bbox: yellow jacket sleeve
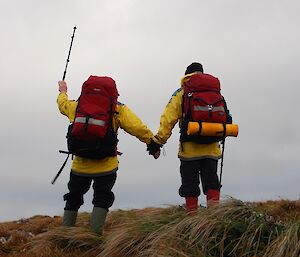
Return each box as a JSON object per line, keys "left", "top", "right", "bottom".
{"left": 117, "top": 103, "right": 154, "bottom": 145}
{"left": 57, "top": 92, "right": 77, "bottom": 122}
{"left": 155, "top": 89, "right": 183, "bottom": 145}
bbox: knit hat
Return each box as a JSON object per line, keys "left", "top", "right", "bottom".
{"left": 185, "top": 62, "right": 203, "bottom": 75}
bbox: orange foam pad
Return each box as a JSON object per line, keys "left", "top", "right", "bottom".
{"left": 187, "top": 122, "right": 239, "bottom": 137}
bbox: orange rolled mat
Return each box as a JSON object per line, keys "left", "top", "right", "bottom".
{"left": 187, "top": 122, "right": 239, "bottom": 137}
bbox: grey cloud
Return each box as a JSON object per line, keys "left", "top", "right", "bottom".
{"left": 1, "top": 0, "right": 299, "bottom": 221}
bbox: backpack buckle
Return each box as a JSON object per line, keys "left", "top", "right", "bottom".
{"left": 208, "top": 105, "right": 213, "bottom": 111}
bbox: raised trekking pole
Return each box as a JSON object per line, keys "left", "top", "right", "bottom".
{"left": 62, "top": 26, "right": 77, "bottom": 81}
{"left": 52, "top": 27, "right": 77, "bottom": 185}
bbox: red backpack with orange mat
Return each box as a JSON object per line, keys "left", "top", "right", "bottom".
{"left": 180, "top": 73, "right": 232, "bottom": 144}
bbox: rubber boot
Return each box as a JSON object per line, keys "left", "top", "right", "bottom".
{"left": 185, "top": 197, "right": 198, "bottom": 213}
{"left": 90, "top": 207, "right": 108, "bottom": 235}
{"left": 206, "top": 189, "right": 220, "bottom": 208}
{"left": 63, "top": 210, "right": 78, "bottom": 226}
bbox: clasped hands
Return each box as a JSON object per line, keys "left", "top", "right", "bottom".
{"left": 147, "top": 139, "right": 162, "bottom": 159}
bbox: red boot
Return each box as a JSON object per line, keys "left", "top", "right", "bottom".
{"left": 185, "top": 197, "right": 198, "bottom": 213}
{"left": 206, "top": 189, "right": 220, "bottom": 208}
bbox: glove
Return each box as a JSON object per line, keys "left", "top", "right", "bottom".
{"left": 147, "top": 139, "right": 162, "bottom": 159}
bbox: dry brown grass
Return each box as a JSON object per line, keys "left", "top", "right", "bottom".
{"left": 0, "top": 215, "right": 61, "bottom": 256}
{"left": 252, "top": 199, "right": 300, "bottom": 221}
{"left": 0, "top": 199, "right": 299, "bottom": 257}
{"left": 262, "top": 221, "right": 300, "bottom": 257}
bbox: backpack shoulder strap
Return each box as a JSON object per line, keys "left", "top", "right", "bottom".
{"left": 222, "top": 97, "right": 232, "bottom": 124}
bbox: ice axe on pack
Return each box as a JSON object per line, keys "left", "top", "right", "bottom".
{"left": 52, "top": 27, "right": 77, "bottom": 185}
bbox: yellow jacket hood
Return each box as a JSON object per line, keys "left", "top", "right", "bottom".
{"left": 180, "top": 72, "right": 201, "bottom": 87}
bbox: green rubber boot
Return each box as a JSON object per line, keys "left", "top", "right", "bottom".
{"left": 62, "top": 210, "right": 78, "bottom": 226}
{"left": 90, "top": 207, "right": 108, "bottom": 235}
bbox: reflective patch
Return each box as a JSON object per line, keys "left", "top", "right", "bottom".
{"left": 75, "top": 117, "right": 105, "bottom": 126}
{"left": 194, "top": 106, "right": 225, "bottom": 112}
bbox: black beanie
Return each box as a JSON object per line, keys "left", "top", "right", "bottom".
{"left": 185, "top": 62, "right": 203, "bottom": 75}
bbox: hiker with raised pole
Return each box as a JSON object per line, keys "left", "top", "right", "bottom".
{"left": 57, "top": 76, "right": 160, "bottom": 235}
{"left": 150, "top": 62, "right": 238, "bottom": 212}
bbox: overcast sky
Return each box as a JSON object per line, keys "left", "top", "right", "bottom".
{"left": 1, "top": 0, "right": 299, "bottom": 222}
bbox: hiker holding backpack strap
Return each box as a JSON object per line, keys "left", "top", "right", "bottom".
{"left": 57, "top": 76, "right": 159, "bottom": 235}
{"left": 152, "top": 63, "right": 233, "bottom": 212}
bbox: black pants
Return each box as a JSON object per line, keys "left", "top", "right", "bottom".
{"left": 179, "top": 158, "right": 221, "bottom": 197}
{"left": 64, "top": 172, "right": 117, "bottom": 211}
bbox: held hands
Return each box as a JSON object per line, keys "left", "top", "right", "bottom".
{"left": 147, "top": 139, "right": 162, "bottom": 159}
{"left": 154, "top": 151, "right": 161, "bottom": 159}
{"left": 58, "top": 80, "right": 68, "bottom": 93}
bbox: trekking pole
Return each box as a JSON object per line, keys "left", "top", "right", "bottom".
{"left": 219, "top": 139, "right": 226, "bottom": 186}
{"left": 51, "top": 151, "right": 70, "bottom": 185}
{"left": 62, "top": 26, "right": 77, "bottom": 81}
{"left": 51, "top": 27, "right": 77, "bottom": 185}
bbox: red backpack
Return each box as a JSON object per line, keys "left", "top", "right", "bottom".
{"left": 67, "top": 76, "right": 119, "bottom": 159}
{"left": 181, "top": 73, "right": 232, "bottom": 143}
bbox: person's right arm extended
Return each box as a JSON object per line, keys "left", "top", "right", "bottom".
{"left": 57, "top": 81, "right": 77, "bottom": 122}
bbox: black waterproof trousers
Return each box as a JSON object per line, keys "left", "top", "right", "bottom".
{"left": 179, "top": 158, "right": 221, "bottom": 197}
{"left": 64, "top": 171, "right": 117, "bottom": 211}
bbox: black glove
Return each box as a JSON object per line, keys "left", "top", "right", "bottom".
{"left": 147, "top": 139, "right": 162, "bottom": 158}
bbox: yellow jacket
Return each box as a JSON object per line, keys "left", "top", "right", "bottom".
{"left": 154, "top": 73, "right": 221, "bottom": 160}
{"left": 57, "top": 92, "right": 154, "bottom": 175}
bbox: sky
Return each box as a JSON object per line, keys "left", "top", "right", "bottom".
{"left": 1, "top": 0, "right": 299, "bottom": 222}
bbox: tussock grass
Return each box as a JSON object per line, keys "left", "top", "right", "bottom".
{"left": 139, "top": 200, "right": 284, "bottom": 257}
{"left": 99, "top": 206, "right": 187, "bottom": 257}
{"left": 0, "top": 215, "right": 61, "bottom": 257}
{"left": 26, "top": 227, "right": 103, "bottom": 257}
{"left": 263, "top": 220, "right": 300, "bottom": 257}
{"left": 1, "top": 199, "right": 299, "bottom": 257}
{"left": 98, "top": 200, "right": 298, "bottom": 257}
{"left": 252, "top": 199, "right": 300, "bottom": 221}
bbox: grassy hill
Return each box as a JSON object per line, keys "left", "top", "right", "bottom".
{"left": 0, "top": 199, "right": 299, "bottom": 257}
